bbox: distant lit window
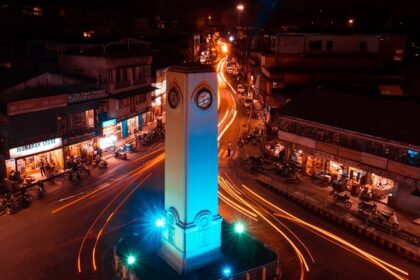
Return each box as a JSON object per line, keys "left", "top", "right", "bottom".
{"left": 395, "top": 49, "right": 404, "bottom": 54}
{"left": 83, "top": 31, "right": 95, "bottom": 38}
{"left": 33, "top": 6, "right": 42, "bottom": 16}
{"left": 308, "top": 40, "right": 322, "bottom": 50}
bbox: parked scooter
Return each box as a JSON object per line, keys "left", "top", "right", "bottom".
{"left": 375, "top": 211, "right": 399, "bottom": 229}
{"left": 333, "top": 191, "right": 352, "bottom": 209}
{"left": 78, "top": 163, "right": 91, "bottom": 175}
{"left": 358, "top": 201, "right": 378, "bottom": 216}
{"left": 1, "top": 190, "right": 31, "bottom": 215}
{"left": 93, "top": 155, "right": 108, "bottom": 168}
{"left": 35, "top": 182, "right": 45, "bottom": 199}
{"left": 114, "top": 147, "right": 128, "bottom": 160}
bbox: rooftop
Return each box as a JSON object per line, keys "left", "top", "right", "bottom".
{"left": 279, "top": 89, "right": 420, "bottom": 146}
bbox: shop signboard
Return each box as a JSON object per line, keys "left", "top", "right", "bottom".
{"left": 68, "top": 89, "right": 107, "bottom": 103}
{"left": 102, "top": 119, "right": 117, "bottom": 128}
{"left": 9, "top": 137, "right": 62, "bottom": 159}
{"left": 7, "top": 95, "right": 67, "bottom": 116}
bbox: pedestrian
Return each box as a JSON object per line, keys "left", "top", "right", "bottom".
{"left": 39, "top": 159, "right": 46, "bottom": 177}
{"left": 227, "top": 141, "right": 232, "bottom": 157}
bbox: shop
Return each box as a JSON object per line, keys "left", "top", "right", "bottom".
{"left": 290, "top": 149, "right": 304, "bottom": 167}
{"left": 127, "top": 116, "right": 139, "bottom": 136}
{"left": 366, "top": 173, "right": 395, "bottom": 203}
{"left": 326, "top": 160, "right": 346, "bottom": 180}
{"left": 305, "top": 155, "right": 323, "bottom": 176}
{"left": 64, "top": 138, "right": 98, "bottom": 165}
{"left": 6, "top": 137, "right": 64, "bottom": 181}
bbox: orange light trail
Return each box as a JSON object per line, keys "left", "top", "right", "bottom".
{"left": 53, "top": 147, "right": 164, "bottom": 214}
{"left": 77, "top": 153, "right": 164, "bottom": 273}
{"left": 242, "top": 185, "right": 409, "bottom": 280}
{"left": 77, "top": 169, "right": 144, "bottom": 273}
{"left": 218, "top": 175, "right": 309, "bottom": 279}
{"left": 92, "top": 172, "right": 154, "bottom": 271}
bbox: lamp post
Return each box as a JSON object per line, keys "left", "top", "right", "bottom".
{"left": 236, "top": 4, "right": 244, "bottom": 27}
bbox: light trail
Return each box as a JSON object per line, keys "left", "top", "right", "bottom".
{"left": 242, "top": 185, "right": 409, "bottom": 280}
{"left": 77, "top": 153, "right": 164, "bottom": 273}
{"left": 52, "top": 147, "right": 164, "bottom": 214}
{"left": 218, "top": 110, "right": 230, "bottom": 128}
{"left": 52, "top": 183, "right": 111, "bottom": 214}
{"left": 218, "top": 175, "right": 309, "bottom": 280}
{"left": 218, "top": 191, "right": 258, "bottom": 221}
{"left": 220, "top": 173, "right": 315, "bottom": 265}
{"left": 91, "top": 154, "right": 164, "bottom": 271}
{"left": 92, "top": 172, "right": 154, "bottom": 271}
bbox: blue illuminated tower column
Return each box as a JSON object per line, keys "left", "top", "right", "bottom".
{"left": 160, "top": 64, "right": 222, "bottom": 274}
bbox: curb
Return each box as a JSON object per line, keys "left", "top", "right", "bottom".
{"left": 256, "top": 179, "right": 420, "bottom": 264}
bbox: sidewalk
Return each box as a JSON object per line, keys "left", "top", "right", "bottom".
{"left": 231, "top": 123, "right": 420, "bottom": 263}
{"left": 251, "top": 167, "right": 420, "bottom": 263}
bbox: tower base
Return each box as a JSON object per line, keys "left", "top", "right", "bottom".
{"left": 159, "top": 241, "right": 222, "bottom": 275}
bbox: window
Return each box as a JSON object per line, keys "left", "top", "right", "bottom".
{"left": 360, "top": 41, "right": 367, "bottom": 51}
{"left": 308, "top": 40, "right": 322, "bottom": 50}
{"left": 118, "top": 98, "right": 130, "bottom": 109}
{"left": 85, "top": 110, "right": 94, "bottom": 128}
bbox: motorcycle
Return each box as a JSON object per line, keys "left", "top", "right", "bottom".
{"left": 358, "top": 201, "right": 378, "bottom": 216}
{"left": 93, "top": 157, "right": 108, "bottom": 168}
{"left": 375, "top": 211, "right": 399, "bottom": 229}
{"left": 78, "top": 163, "right": 91, "bottom": 175}
{"left": 35, "top": 182, "right": 45, "bottom": 199}
{"left": 283, "top": 173, "right": 301, "bottom": 184}
{"left": 333, "top": 191, "right": 352, "bottom": 209}
{"left": 0, "top": 195, "right": 14, "bottom": 215}
{"left": 1, "top": 190, "right": 31, "bottom": 215}
{"left": 114, "top": 147, "right": 128, "bottom": 160}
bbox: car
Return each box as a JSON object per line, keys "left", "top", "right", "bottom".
{"left": 226, "top": 66, "right": 234, "bottom": 74}
{"left": 237, "top": 84, "right": 245, "bottom": 93}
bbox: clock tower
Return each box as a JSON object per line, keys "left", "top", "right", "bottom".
{"left": 160, "top": 64, "right": 222, "bottom": 274}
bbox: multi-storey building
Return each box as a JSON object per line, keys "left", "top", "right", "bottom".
{"left": 0, "top": 43, "right": 154, "bottom": 181}
{"left": 272, "top": 89, "right": 420, "bottom": 214}
{"left": 58, "top": 47, "right": 154, "bottom": 155}
{"left": 0, "top": 71, "right": 107, "bottom": 181}
{"left": 248, "top": 33, "right": 406, "bottom": 109}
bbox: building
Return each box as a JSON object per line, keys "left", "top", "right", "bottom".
{"left": 0, "top": 71, "right": 108, "bottom": 181}
{"left": 58, "top": 45, "right": 154, "bottom": 154}
{"left": 248, "top": 33, "right": 406, "bottom": 109}
{"left": 271, "top": 89, "right": 420, "bottom": 215}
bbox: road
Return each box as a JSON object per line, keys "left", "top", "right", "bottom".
{"left": 0, "top": 57, "right": 418, "bottom": 280}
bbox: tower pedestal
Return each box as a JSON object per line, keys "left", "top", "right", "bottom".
{"left": 159, "top": 213, "right": 222, "bottom": 274}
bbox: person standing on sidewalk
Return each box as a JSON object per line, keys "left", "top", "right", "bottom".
{"left": 39, "top": 159, "right": 46, "bottom": 177}
{"left": 227, "top": 141, "right": 232, "bottom": 157}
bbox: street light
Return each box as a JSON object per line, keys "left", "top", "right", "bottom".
{"left": 236, "top": 4, "right": 244, "bottom": 27}
{"left": 222, "top": 266, "right": 232, "bottom": 277}
{"left": 126, "top": 254, "right": 137, "bottom": 266}
{"left": 155, "top": 217, "right": 165, "bottom": 228}
{"left": 234, "top": 222, "right": 246, "bottom": 234}
{"left": 221, "top": 44, "right": 228, "bottom": 54}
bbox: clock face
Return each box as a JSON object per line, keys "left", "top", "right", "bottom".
{"left": 168, "top": 89, "right": 179, "bottom": 109}
{"left": 196, "top": 90, "right": 212, "bottom": 110}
